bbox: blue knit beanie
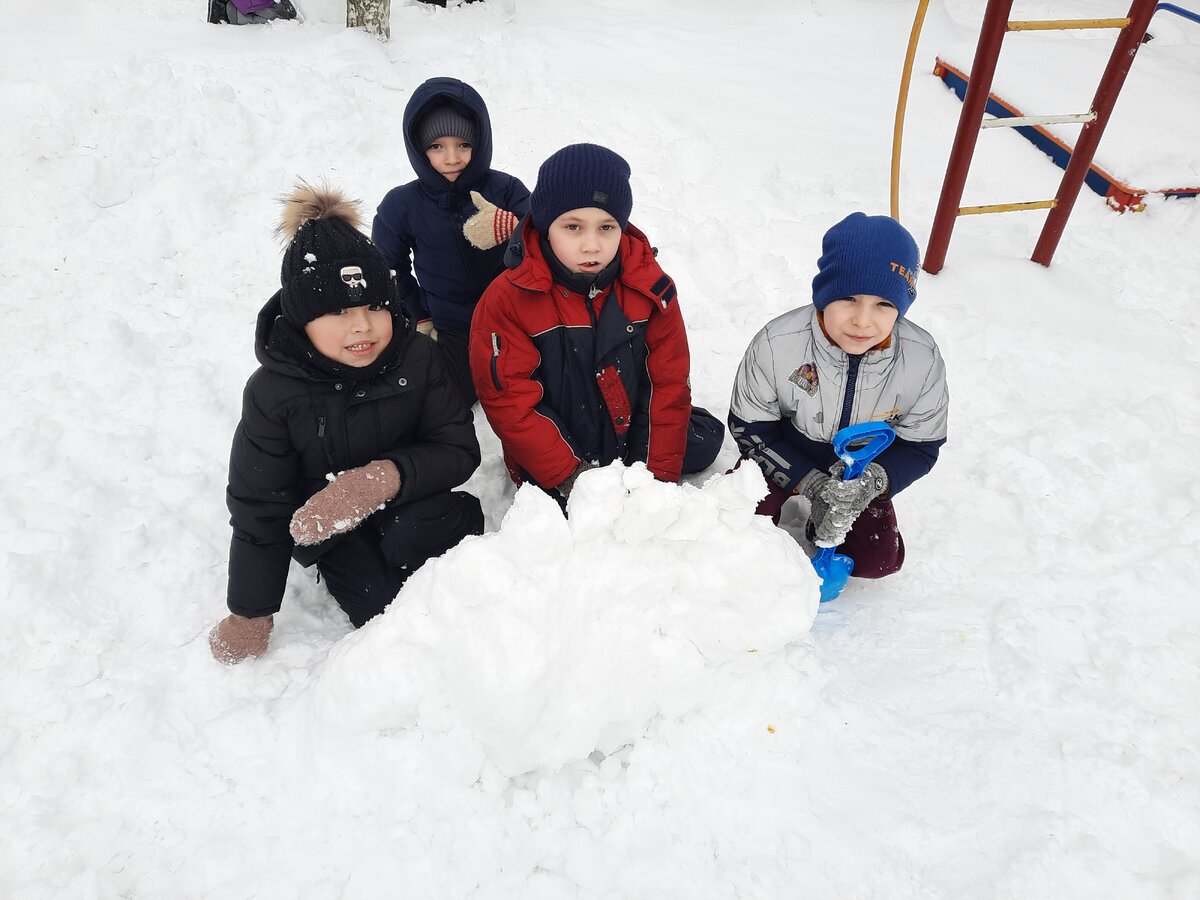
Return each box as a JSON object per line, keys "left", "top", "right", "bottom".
{"left": 811, "top": 213, "right": 920, "bottom": 317}
{"left": 530, "top": 143, "right": 633, "bottom": 231}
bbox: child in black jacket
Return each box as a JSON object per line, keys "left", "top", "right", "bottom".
{"left": 209, "top": 184, "right": 483, "bottom": 664}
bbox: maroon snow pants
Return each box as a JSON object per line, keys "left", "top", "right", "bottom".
{"left": 755, "top": 479, "right": 905, "bottom": 579}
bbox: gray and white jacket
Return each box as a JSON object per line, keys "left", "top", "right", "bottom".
{"left": 728, "top": 304, "right": 948, "bottom": 495}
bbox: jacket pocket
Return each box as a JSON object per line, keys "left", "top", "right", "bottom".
{"left": 489, "top": 332, "right": 503, "bottom": 391}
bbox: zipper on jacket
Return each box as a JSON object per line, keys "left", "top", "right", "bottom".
{"left": 490, "top": 332, "right": 503, "bottom": 391}
{"left": 838, "top": 355, "right": 863, "bottom": 431}
{"left": 317, "top": 414, "right": 337, "bottom": 471}
{"left": 452, "top": 186, "right": 474, "bottom": 272}
{"left": 583, "top": 289, "right": 601, "bottom": 329}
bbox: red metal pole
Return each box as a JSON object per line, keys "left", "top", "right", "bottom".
{"left": 1031, "top": 0, "right": 1158, "bottom": 266}
{"left": 923, "top": 0, "right": 1014, "bottom": 275}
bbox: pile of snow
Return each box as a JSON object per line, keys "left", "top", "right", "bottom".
{"left": 310, "top": 463, "right": 817, "bottom": 776}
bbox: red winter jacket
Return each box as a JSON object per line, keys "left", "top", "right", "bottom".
{"left": 469, "top": 221, "right": 693, "bottom": 488}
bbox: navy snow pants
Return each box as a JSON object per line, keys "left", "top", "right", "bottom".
{"left": 755, "top": 477, "right": 906, "bottom": 579}
{"left": 315, "top": 491, "right": 484, "bottom": 627}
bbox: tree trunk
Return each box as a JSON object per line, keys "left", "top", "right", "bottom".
{"left": 347, "top": 0, "right": 391, "bottom": 39}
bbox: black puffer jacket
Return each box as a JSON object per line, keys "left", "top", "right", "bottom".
{"left": 226, "top": 292, "right": 481, "bottom": 617}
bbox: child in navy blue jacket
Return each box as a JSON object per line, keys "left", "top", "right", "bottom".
{"left": 372, "top": 77, "right": 530, "bottom": 405}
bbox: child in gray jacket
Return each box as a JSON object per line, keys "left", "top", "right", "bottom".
{"left": 728, "top": 213, "right": 948, "bottom": 578}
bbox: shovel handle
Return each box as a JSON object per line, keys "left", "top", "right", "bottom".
{"left": 812, "top": 421, "right": 896, "bottom": 604}
{"left": 833, "top": 421, "right": 896, "bottom": 480}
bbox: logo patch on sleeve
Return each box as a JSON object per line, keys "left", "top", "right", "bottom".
{"left": 788, "top": 362, "right": 819, "bottom": 396}
{"left": 649, "top": 275, "right": 677, "bottom": 310}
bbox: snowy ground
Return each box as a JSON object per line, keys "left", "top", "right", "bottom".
{"left": 2, "top": 1, "right": 1198, "bottom": 897}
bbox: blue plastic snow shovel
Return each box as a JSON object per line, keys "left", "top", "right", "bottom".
{"left": 811, "top": 421, "right": 896, "bottom": 603}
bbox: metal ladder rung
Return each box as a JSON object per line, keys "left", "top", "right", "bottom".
{"left": 924, "top": 0, "right": 1158, "bottom": 273}
{"left": 981, "top": 111, "right": 1097, "bottom": 128}
{"left": 959, "top": 199, "right": 1058, "bottom": 215}
{"left": 1007, "top": 18, "right": 1130, "bottom": 31}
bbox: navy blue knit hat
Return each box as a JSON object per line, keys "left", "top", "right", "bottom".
{"left": 811, "top": 213, "right": 920, "bottom": 317}
{"left": 530, "top": 143, "right": 633, "bottom": 230}
{"left": 416, "top": 102, "right": 479, "bottom": 150}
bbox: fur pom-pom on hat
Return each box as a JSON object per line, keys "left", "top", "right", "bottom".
{"left": 277, "top": 183, "right": 364, "bottom": 241}
{"left": 277, "top": 182, "right": 393, "bottom": 327}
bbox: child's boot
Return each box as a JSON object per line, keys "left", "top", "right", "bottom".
{"left": 207, "top": 0, "right": 228, "bottom": 23}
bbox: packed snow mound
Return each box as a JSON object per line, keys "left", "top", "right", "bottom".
{"left": 309, "top": 462, "right": 819, "bottom": 775}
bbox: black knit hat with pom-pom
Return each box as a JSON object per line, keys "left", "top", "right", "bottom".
{"left": 277, "top": 183, "right": 394, "bottom": 327}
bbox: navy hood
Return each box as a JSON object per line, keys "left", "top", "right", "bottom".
{"left": 403, "top": 77, "right": 493, "bottom": 195}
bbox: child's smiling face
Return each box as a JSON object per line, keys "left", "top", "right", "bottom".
{"left": 304, "top": 304, "right": 393, "bottom": 367}
{"left": 821, "top": 294, "right": 899, "bottom": 354}
{"left": 425, "top": 135, "right": 473, "bottom": 182}
{"left": 546, "top": 207, "right": 622, "bottom": 275}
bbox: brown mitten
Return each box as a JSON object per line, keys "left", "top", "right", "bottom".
{"left": 462, "top": 190, "right": 518, "bottom": 250}
{"left": 416, "top": 319, "right": 439, "bottom": 342}
{"left": 209, "top": 613, "right": 274, "bottom": 664}
{"left": 290, "top": 460, "right": 401, "bottom": 546}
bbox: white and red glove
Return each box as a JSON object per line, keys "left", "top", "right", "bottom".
{"left": 289, "top": 460, "right": 401, "bottom": 546}
{"left": 462, "top": 190, "right": 518, "bottom": 250}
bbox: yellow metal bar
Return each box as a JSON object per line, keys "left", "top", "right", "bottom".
{"left": 959, "top": 199, "right": 1058, "bottom": 215}
{"left": 890, "top": 0, "right": 931, "bottom": 222}
{"left": 1007, "top": 18, "right": 1130, "bottom": 31}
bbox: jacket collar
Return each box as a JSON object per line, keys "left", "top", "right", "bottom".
{"left": 503, "top": 219, "right": 667, "bottom": 300}
{"left": 539, "top": 233, "right": 621, "bottom": 296}
{"left": 255, "top": 290, "right": 414, "bottom": 383}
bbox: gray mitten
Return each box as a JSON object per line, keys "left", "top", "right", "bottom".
{"left": 822, "top": 461, "right": 889, "bottom": 544}
{"left": 798, "top": 469, "right": 841, "bottom": 548}
{"left": 289, "top": 460, "right": 401, "bottom": 546}
{"left": 462, "top": 190, "right": 518, "bottom": 251}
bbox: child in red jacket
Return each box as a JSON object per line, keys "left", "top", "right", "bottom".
{"left": 468, "top": 143, "right": 723, "bottom": 500}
